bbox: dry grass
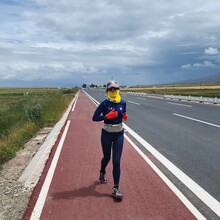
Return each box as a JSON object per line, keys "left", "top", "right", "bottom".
{"left": 120, "top": 84, "right": 220, "bottom": 98}
{"left": 121, "top": 85, "right": 220, "bottom": 91}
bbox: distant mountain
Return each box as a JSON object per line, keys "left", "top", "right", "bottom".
{"left": 176, "top": 73, "right": 220, "bottom": 85}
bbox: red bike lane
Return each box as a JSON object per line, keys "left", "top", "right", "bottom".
{"left": 23, "top": 90, "right": 200, "bottom": 220}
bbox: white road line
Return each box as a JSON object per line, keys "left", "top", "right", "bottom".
{"left": 137, "top": 97, "right": 145, "bottom": 100}
{"left": 167, "top": 102, "right": 192, "bottom": 107}
{"left": 128, "top": 100, "right": 140, "bottom": 105}
{"left": 124, "top": 133, "right": 206, "bottom": 220}
{"left": 83, "top": 90, "right": 99, "bottom": 105}
{"left": 72, "top": 92, "right": 79, "bottom": 111}
{"left": 30, "top": 120, "right": 71, "bottom": 220}
{"left": 173, "top": 113, "right": 220, "bottom": 128}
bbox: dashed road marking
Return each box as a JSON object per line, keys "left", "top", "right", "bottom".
{"left": 128, "top": 101, "right": 140, "bottom": 105}
{"left": 173, "top": 113, "right": 220, "bottom": 128}
{"left": 167, "top": 102, "right": 192, "bottom": 107}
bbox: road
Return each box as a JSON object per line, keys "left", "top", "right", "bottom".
{"left": 22, "top": 90, "right": 209, "bottom": 220}
{"left": 86, "top": 89, "right": 220, "bottom": 218}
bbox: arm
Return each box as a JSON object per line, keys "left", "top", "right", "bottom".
{"left": 123, "top": 102, "right": 128, "bottom": 121}
{"left": 123, "top": 113, "right": 128, "bottom": 121}
{"left": 93, "top": 101, "right": 118, "bottom": 122}
{"left": 92, "top": 103, "right": 105, "bottom": 121}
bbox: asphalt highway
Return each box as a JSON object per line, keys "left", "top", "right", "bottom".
{"left": 86, "top": 89, "right": 220, "bottom": 218}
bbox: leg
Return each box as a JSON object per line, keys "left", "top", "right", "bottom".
{"left": 100, "top": 129, "right": 112, "bottom": 174}
{"left": 112, "top": 132, "right": 124, "bottom": 186}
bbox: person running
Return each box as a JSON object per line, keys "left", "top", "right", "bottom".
{"left": 92, "top": 80, "right": 128, "bottom": 199}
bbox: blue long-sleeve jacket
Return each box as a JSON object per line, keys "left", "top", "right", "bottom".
{"left": 92, "top": 99, "right": 127, "bottom": 124}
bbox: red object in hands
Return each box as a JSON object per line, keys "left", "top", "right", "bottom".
{"left": 123, "top": 113, "right": 128, "bottom": 121}
{"left": 105, "top": 110, "right": 118, "bottom": 119}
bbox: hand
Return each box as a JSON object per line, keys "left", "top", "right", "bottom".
{"left": 105, "top": 110, "right": 118, "bottom": 119}
{"left": 123, "top": 113, "right": 128, "bottom": 121}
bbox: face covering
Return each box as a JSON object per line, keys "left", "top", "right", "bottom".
{"left": 107, "top": 89, "right": 121, "bottom": 103}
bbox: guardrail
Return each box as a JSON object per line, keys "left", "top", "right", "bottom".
{"left": 164, "top": 94, "right": 220, "bottom": 104}
{"left": 125, "top": 92, "right": 163, "bottom": 98}
{"left": 126, "top": 91, "right": 147, "bottom": 96}
{"left": 126, "top": 92, "right": 220, "bottom": 104}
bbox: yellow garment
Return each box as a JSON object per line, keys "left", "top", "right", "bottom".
{"left": 107, "top": 90, "right": 121, "bottom": 103}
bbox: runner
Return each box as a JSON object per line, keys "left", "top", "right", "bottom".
{"left": 92, "top": 80, "right": 128, "bottom": 199}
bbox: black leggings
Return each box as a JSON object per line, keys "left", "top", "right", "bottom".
{"left": 100, "top": 129, "right": 124, "bottom": 186}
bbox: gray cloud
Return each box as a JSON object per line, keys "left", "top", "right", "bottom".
{"left": 1, "top": 0, "right": 220, "bottom": 87}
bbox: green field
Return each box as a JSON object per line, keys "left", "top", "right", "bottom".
{"left": 0, "top": 88, "right": 78, "bottom": 167}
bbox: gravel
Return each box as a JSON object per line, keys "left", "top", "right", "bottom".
{"left": 0, "top": 126, "right": 53, "bottom": 220}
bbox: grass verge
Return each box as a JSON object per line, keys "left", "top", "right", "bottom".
{"left": 0, "top": 88, "right": 78, "bottom": 167}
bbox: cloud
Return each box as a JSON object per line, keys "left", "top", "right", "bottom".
{"left": 194, "top": 60, "right": 216, "bottom": 68}
{"left": 181, "top": 60, "right": 217, "bottom": 69}
{"left": 204, "top": 47, "right": 219, "bottom": 55}
{"left": 181, "top": 64, "right": 191, "bottom": 69}
{"left": 1, "top": 61, "right": 102, "bottom": 81}
{"left": 181, "top": 47, "right": 220, "bottom": 70}
{"left": 1, "top": 1, "right": 220, "bottom": 86}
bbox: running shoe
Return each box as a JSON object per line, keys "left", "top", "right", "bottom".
{"left": 99, "top": 172, "right": 107, "bottom": 183}
{"left": 112, "top": 187, "right": 123, "bottom": 199}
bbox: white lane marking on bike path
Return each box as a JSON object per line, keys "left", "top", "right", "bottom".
{"left": 30, "top": 120, "right": 71, "bottom": 220}
{"left": 72, "top": 92, "right": 79, "bottom": 111}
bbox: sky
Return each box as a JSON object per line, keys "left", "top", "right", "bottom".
{"left": 1, "top": 0, "right": 220, "bottom": 87}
